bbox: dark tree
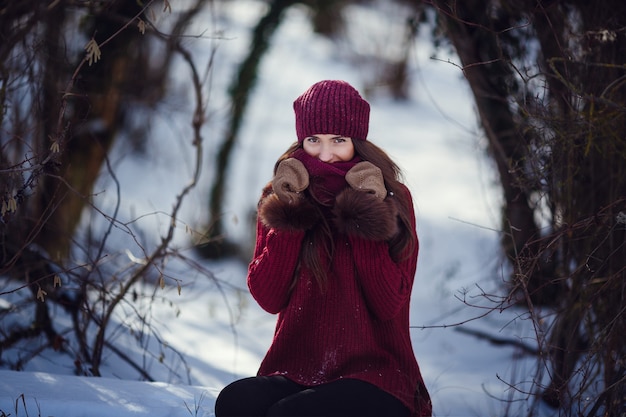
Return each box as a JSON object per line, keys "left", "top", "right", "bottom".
{"left": 1, "top": 0, "right": 210, "bottom": 378}
{"left": 429, "top": 0, "right": 626, "bottom": 415}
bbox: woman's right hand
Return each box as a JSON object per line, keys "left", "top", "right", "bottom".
{"left": 271, "top": 158, "right": 309, "bottom": 204}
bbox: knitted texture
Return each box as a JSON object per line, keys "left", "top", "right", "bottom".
{"left": 294, "top": 80, "right": 370, "bottom": 141}
{"left": 291, "top": 148, "right": 359, "bottom": 205}
{"left": 247, "top": 186, "right": 432, "bottom": 416}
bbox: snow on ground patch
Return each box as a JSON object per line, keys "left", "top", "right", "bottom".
{"left": 0, "top": 370, "right": 217, "bottom": 417}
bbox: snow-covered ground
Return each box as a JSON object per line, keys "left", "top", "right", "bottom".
{"left": 1, "top": 2, "right": 551, "bottom": 416}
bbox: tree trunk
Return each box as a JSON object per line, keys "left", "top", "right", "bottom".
{"left": 35, "top": 1, "right": 146, "bottom": 260}
{"left": 431, "top": 1, "right": 626, "bottom": 413}
{"left": 432, "top": 0, "right": 559, "bottom": 304}
{"left": 199, "top": 0, "right": 293, "bottom": 258}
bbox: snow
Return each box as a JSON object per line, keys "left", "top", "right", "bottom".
{"left": 1, "top": 1, "right": 552, "bottom": 417}
{"left": 0, "top": 370, "right": 218, "bottom": 417}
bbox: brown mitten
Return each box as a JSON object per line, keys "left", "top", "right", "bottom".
{"left": 271, "top": 158, "right": 309, "bottom": 204}
{"left": 345, "top": 161, "right": 387, "bottom": 200}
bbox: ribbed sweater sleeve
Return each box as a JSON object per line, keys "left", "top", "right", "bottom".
{"left": 247, "top": 219, "right": 305, "bottom": 314}
{"left": 349, "top": 187, "right": 419, "bottom": 321}
{"left": 349, "top": 236, "right": 418, "bottom": 321}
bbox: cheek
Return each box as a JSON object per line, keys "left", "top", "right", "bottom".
{"left": 302, "top": 142, "right": 318, "bottom": 157}
{"left": 339, "top": 146, "right": 355, "bottom": 161}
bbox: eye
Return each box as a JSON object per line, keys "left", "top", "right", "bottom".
{"left": 333, "top": 137, "right": 347, "bottom": 143}
{"left": 305, "top": 136, "right": 319, "bottom": 143}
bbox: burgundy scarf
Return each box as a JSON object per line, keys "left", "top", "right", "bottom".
{"left": 291, "top": 148, "right": 360, "bottom": 206}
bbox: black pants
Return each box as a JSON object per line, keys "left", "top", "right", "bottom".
{"left": 214, "top": 375, "right": 410, "bottom": 417}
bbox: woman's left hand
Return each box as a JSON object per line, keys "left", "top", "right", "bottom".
{"left": 345, "top": 161, "right": 387, "bottom": 200}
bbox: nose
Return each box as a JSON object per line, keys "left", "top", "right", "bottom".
{"left": 319, "top": 144, "right": 333, "bottom": 162}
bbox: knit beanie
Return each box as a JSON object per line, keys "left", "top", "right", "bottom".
{"left": 293, "top": 80, "right": 370, "bottom": 142}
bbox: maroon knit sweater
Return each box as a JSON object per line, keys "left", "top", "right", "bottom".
{"left": 247, "top": 177, "right": 432, "bottom": 416}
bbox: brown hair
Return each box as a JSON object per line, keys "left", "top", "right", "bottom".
{"left": 269, "top": 140, "right": 416, "bottom": 290}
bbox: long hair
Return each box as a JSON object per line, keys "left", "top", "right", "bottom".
{"left": 269, "top": 140, "right": 416, "bottom": 290}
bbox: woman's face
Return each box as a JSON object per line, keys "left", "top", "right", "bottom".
{"left": 302, "top": 134, "right": 355, "bottom": 163}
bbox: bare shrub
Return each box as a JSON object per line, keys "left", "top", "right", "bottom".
{"left": 0, "top": 0, "right": 220, "bottom": 380}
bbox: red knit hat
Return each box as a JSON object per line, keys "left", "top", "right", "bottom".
{"left": 293, "top": 80, "right": 370, "bottom": 142}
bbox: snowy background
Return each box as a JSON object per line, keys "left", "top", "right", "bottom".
{"left": 1, "top": 2, "right": 550, "bottom": 416}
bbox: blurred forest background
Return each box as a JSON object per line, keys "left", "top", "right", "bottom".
{"left": 1, "top": 1, "right": 624, "bottom": 416}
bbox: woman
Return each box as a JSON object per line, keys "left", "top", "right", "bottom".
{"left": 215, "top": 80, "right": 431, "bottom": 417}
